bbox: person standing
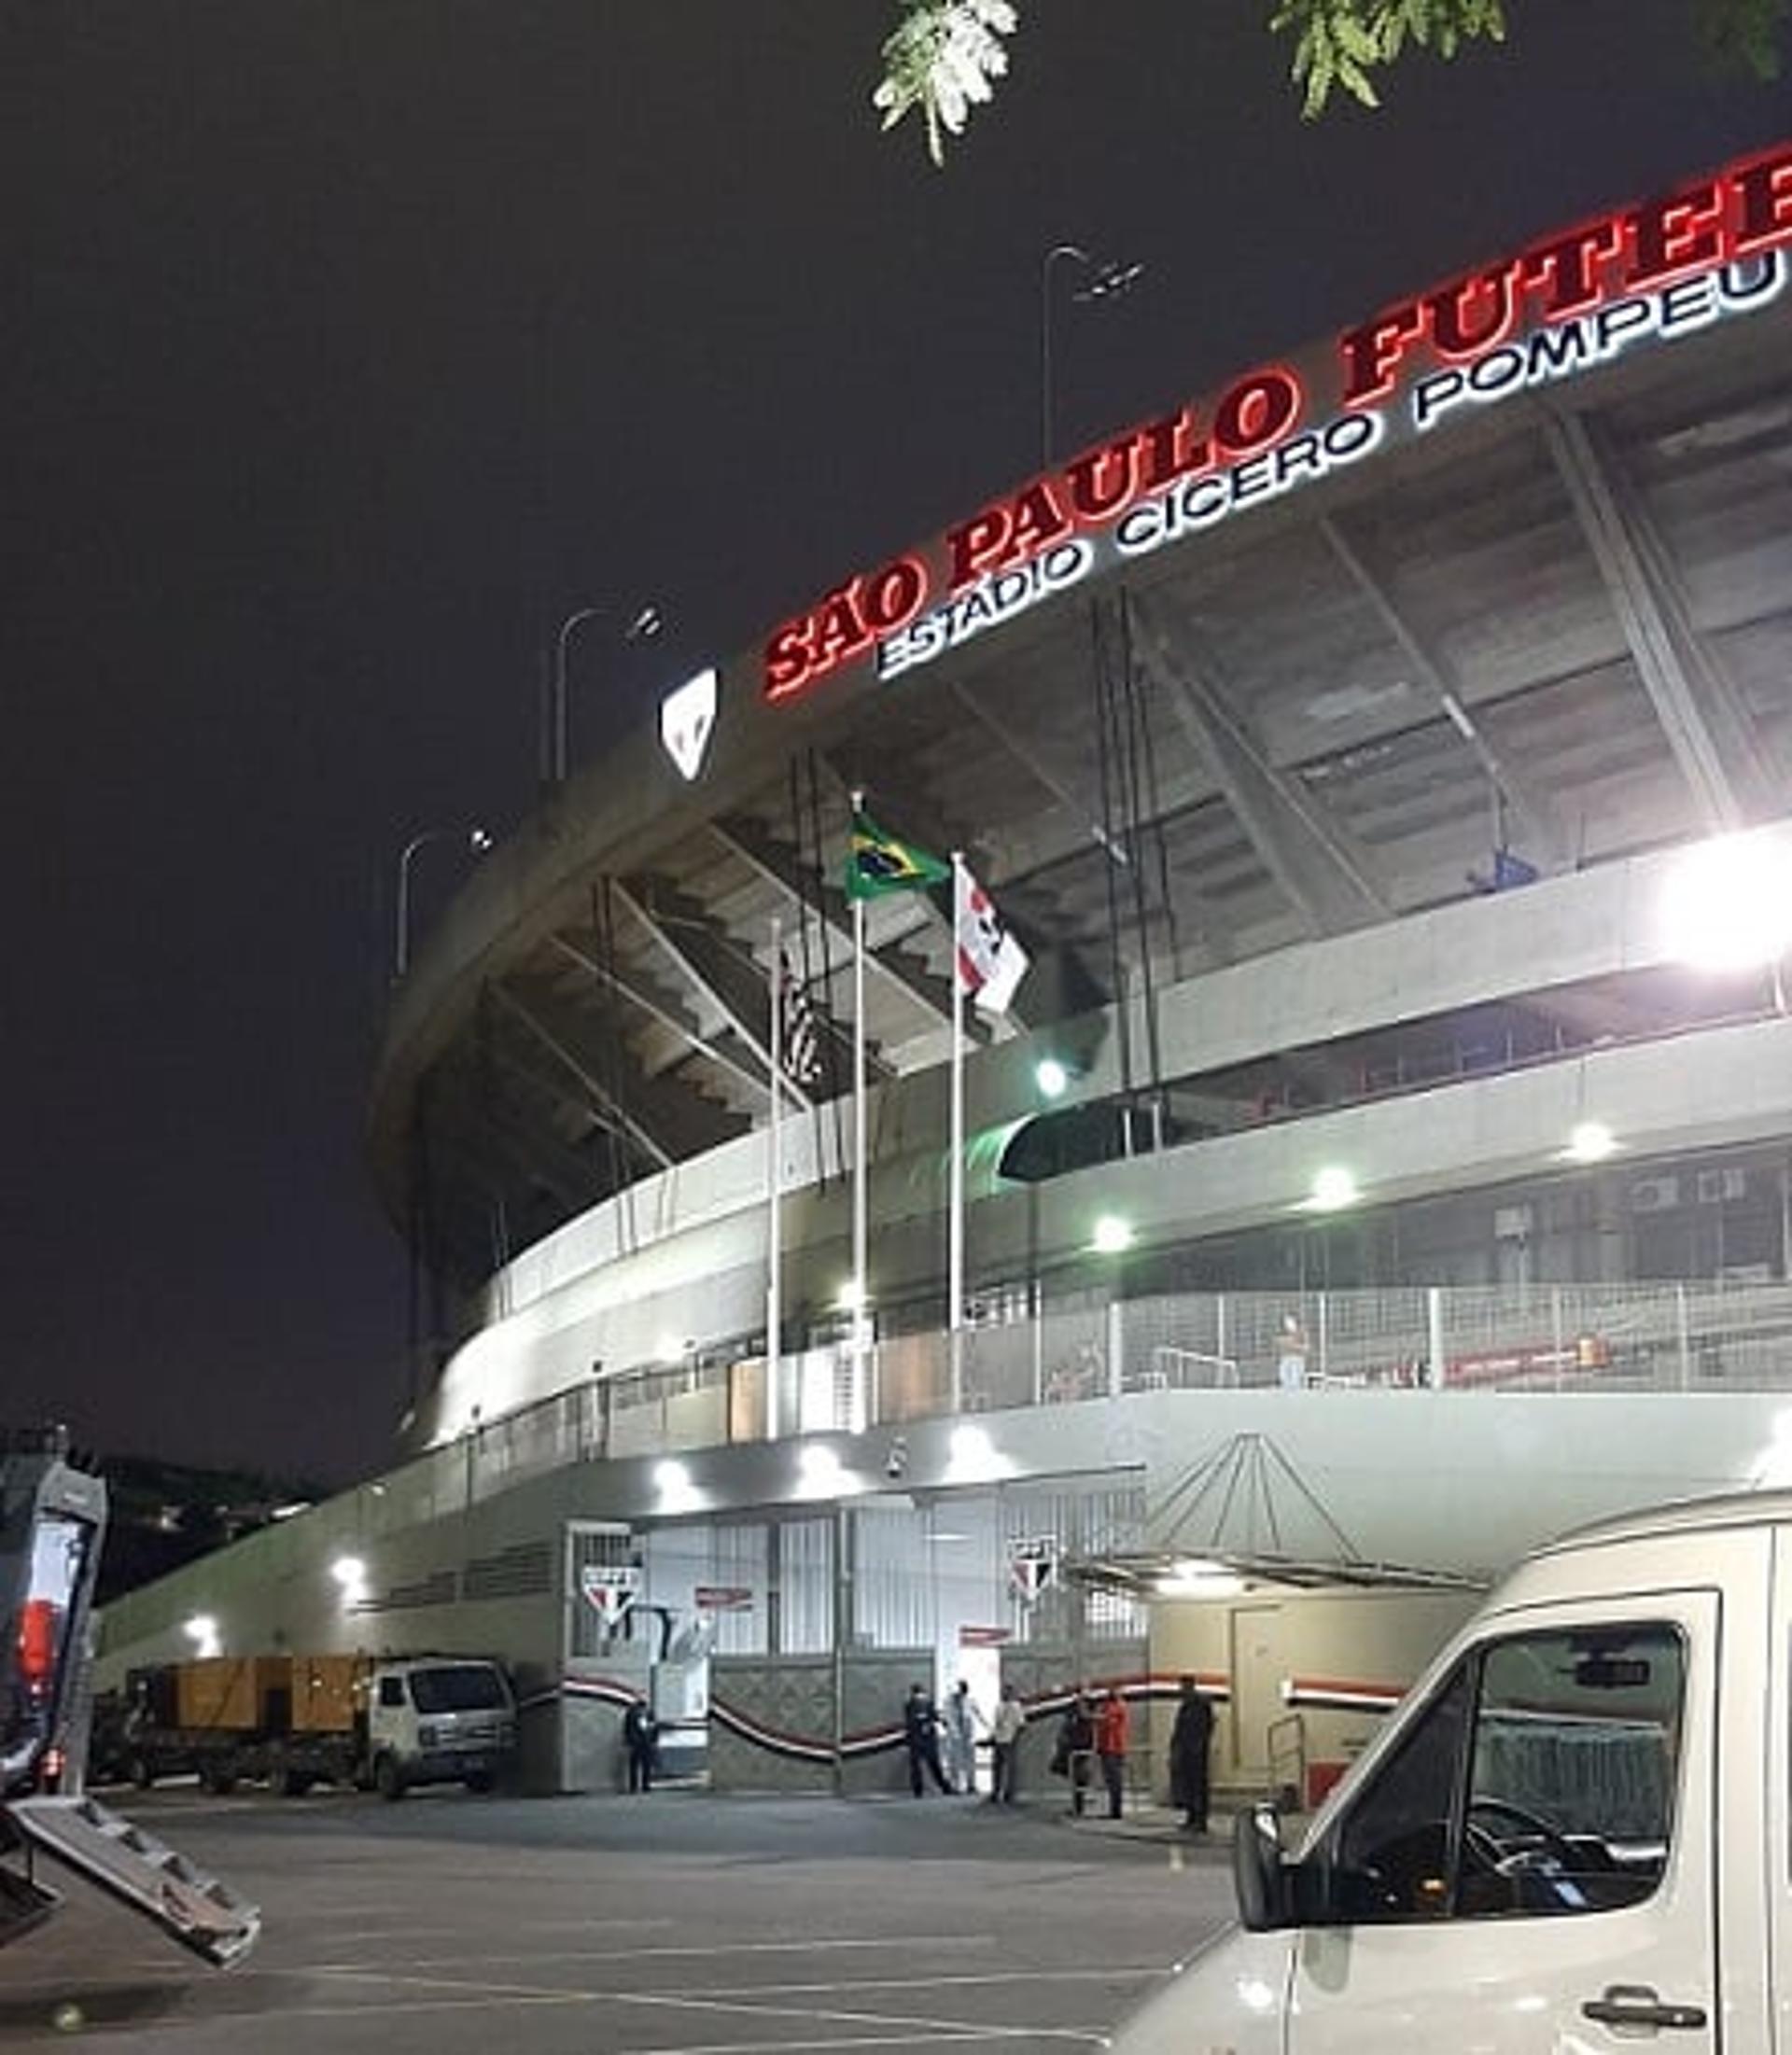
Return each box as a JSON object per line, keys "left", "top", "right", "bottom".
{"left": 1277, "top": 1312, "right": 1309, "bottom": 1391}
{"left": 988, "top": 1683, "right": 1024, "bottom": 1804}
{"left": 903, "top": 1682, "right": 951, "bottom": 1796}
{"left": 1054, "top": 1692, "right": 1096, "bottom": 1816}
{"left": 1095, "top": 1686, "right": 1129, "bottom": 1820}
{"left": 623, "top": 1696, "right": 658, "bottom": 1794}
{"left": 943, "top": 1679, "right": 977, "bottom": 1794}
{"left": 1169, "top": 1675, "right": 1214, "bottom": 1833}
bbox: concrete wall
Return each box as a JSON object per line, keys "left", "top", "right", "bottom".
{"left": 1147, "top": 1587, "right": 1481, "bottom": 1804}
{"left": 95, "top": 1382, "right": 1792, "bottom": 1796}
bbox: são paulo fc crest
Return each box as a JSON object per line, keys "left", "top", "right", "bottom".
{"left": 1007, "top": 1535, "right": 1058, "bottom": 1606}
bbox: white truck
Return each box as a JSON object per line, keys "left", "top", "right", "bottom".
{"left": 1113, "top": 1488, "right": 1789, "bottom": 2054}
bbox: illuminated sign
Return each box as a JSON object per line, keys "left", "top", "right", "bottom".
{"left": 659, "top": 666, "right": 719, "bottom": 781}
{"left": 763, "top": 141, "right": 1792, "bottom": 704}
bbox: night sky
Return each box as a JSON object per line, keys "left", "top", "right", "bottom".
{"left": 6, "top": 4, "right": 1788, "bottom": 1484}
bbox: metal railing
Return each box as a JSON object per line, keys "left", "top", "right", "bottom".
{"left": 413, "top": 1277, "right": 1792, "bottom": 1514}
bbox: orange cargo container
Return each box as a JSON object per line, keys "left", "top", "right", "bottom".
{"left": 289, "top": 1655, "right": 364, "bottom": 1734}
{"left": 175, "top": 1657, "right": 290, "bottom": 1732}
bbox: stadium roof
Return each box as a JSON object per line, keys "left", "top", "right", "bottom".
{"left": 371, "top": 199, "right": 1792, "bottom": 1288}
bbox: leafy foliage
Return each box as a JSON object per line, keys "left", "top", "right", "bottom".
{"left": 872, "top": 0, "right": 1018, "bottom": 166}
{"left": 1693, "top": 0, "right": 1787, "bottom": 76}
{"left": 873, "top": 0, "right": 1786, "bottom": 161}
{"left": 1269, "top": 0, "right": 1505, "bottom": 117}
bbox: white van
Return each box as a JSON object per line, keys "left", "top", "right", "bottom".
{"left": 1113, "top": 1489, "right": 1786, "bottom": 2054}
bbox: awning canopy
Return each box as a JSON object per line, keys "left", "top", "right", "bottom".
{"left": 1067, "top": 1548, "right": 1491, "bottom": 1599}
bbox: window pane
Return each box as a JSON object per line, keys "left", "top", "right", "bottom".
{"left": 1460, "top": 1623, "right": 1682, "bottom": 1919}
{"left": 410, "top": 1665, "right": 508, "bottom": 1713}
{"left": 1331, "top": 1665, "right": 1472, "bottom": 1922}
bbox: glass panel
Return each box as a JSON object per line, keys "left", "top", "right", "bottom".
{"left": 1321, "top": 1621, "right": 1684, "bottom": 1927}
{"left": 1459, "top": 1623, "right": 1682, "bottom": 1919}
{"left": 1330, "top": 1665, "right": 1472, "bottom": 1922}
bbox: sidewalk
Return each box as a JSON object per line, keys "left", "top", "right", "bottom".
{"left": 1053, "top": 1797, "right": 1311, "bottom": 1849}
{"left": 1052, "top": 1797, "right": 1236, "bottom": 1848}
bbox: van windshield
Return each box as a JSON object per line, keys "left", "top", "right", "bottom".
{"left": 409, "top": 1665, "right": 508, "bottom": 1713}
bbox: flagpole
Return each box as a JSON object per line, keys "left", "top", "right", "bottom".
{"left": 766, "top": 911, "right": 783, "bottom": 1443}
{"left": 851, "top": 793, "right": 870, "bottom": 1417}
{"left": 948, "top": 851, "right": 966, "bottom": 1414}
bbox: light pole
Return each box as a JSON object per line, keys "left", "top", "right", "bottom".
{"left": 545, "top": 601, "right": 662, "bottom": 785}
{"left": 394, "top": 825, "right": 493, "bottom": 981}
{"left": 1040, "top": 244, "right": 1146, "bottom": 468}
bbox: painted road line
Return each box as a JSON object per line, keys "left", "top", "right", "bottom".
{"left": 302, "top": 1933, "right": 996, "bottom": 1973}
{"left": 601, "top": 1985, "right": 1106, "bottom": 2043}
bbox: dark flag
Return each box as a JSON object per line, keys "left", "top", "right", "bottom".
{"left": 777, "top": 949, "right": 823, "bottom": 1087}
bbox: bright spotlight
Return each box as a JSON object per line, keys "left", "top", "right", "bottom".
{"left": 1155, "top": 1565, "right": 1246, "bottom": 1599}
{"left": 1306, "top": 1166, "right": 1359, "bottom": 1212}
{"left": 835, "top": 1277, "right": 866, "bottom": 1314}
{"left": 1660, "top": 834, "right": 1792, "bottom": 972}
{"left": 330, "top": 1557, "right": 368, "bottom": 1609}
{"left": 1035, "top": 1057, "right": 1071, "bottom": 1099}
{"left": 797, "top": 1443, "right": 847, "bottom": 1496}
{"left": 1090, "top": 1214, "right": 1135, "bottom": 1254}
{"left": 945, "top": 1422, "right": 1011, "bottom": 1484}
{"left": 654, "top": 1459, "right": 698, "bottom": 1512}
{"left": 1564, "top": 1120, "right": 1617, "bottom": 1164}
{"left": 184, "top": 1614, "right": 220, "bottom": 1657}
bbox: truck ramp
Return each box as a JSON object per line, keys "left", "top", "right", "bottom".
{"left": 5, "top": 1795, "right": 260, "bottom": 1967}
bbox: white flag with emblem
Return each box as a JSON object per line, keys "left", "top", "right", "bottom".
{"left": 955, "top": 866, "right": 1029, "bottom": 1015}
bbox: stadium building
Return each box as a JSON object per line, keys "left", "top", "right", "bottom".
{"left": 98, "top": 140, "right": 1792, "bottom": 1803}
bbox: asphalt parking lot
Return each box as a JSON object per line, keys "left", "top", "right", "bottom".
{"left": 0, "top": 1787, "right": 1236, "bottom": 2049}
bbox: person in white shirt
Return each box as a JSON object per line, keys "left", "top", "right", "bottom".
{"left": 988, "top": 1684, "right": 1025, "bottom": 1805}
{"left": 943, "top": 1679, "right": 978, "bottom": 1794}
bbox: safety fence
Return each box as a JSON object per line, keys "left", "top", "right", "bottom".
{"left": 407, "top": 1277, "right": 1792, "bottom": 1515}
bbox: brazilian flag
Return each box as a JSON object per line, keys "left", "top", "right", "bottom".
{"left": 846, "top": 810, "right": 950, "bottom": 902}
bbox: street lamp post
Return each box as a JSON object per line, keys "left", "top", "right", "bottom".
{"left": 394, "top": 825, "right": 493, "bottom": 981}
{"left": 1039, "top": 244, "right": 1146, "bottom": 468}
{"left": 545, "top": 601, "right": 662, "bottom": 785}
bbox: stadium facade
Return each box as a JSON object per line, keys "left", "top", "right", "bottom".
{"left": 98, "top": 140, "right": 1792, "bottom": 1800}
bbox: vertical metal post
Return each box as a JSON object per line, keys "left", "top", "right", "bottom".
{"left": 852, "top": 875, "right": 870, "bottom": 1405}
{"left": 767, "top": 913, "right": 783, "bottom": 1443}
{"left": 948, "top": 854, "right": 966, "bottom": 1415}
{"left": 1551, "top": 1287, "right": 1565, "bottom": 1393}
{"left": 1676, "top": 1283, "right": 1691, "bottom": 1392}
{"left": 1106, "top": 1300, "right": 1125, "bottom": 1399}
{"left": 832, "top": 1504, "right": 850, "bottom": 1798}
{"left": 1426, "top": 1286, "right": 1445, "bottom": 1391}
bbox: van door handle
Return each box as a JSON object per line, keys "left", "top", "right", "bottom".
{"left": 1581, "top": 1984, "right": 1708, "bottom": 2032}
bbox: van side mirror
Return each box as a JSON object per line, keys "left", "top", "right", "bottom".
{"left": 1233, "top": 1801, "right": 1291, "bottom": 1931}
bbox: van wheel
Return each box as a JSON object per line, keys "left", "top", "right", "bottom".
{"left": 130, "top": 1755, "right": 155, "bottom": 1791}
{"left": 200, "top": 1763, "right": 238, "bottom": 1796}
{"left": 373, "top": 1754, "right": 406, "bottom": 1801}
{"left": 280, "top": 1769, "right": 314, "bottom": 1797}
{"left": 464, "top": 1771, "right": 496, "bottom": 1794}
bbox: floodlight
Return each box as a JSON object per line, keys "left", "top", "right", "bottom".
{"left": 1564, "top": 1121, "right": 1617, "bottom": 1165}
{"left": 1660, "top": 834, "right": 1792, "bottom": 972}
{"left": 1307, "top": 1167, "right": 1359, "bottom": 1212}
{"left": 1035, "top": 1057, "right": 1071, "bottom": 1099}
